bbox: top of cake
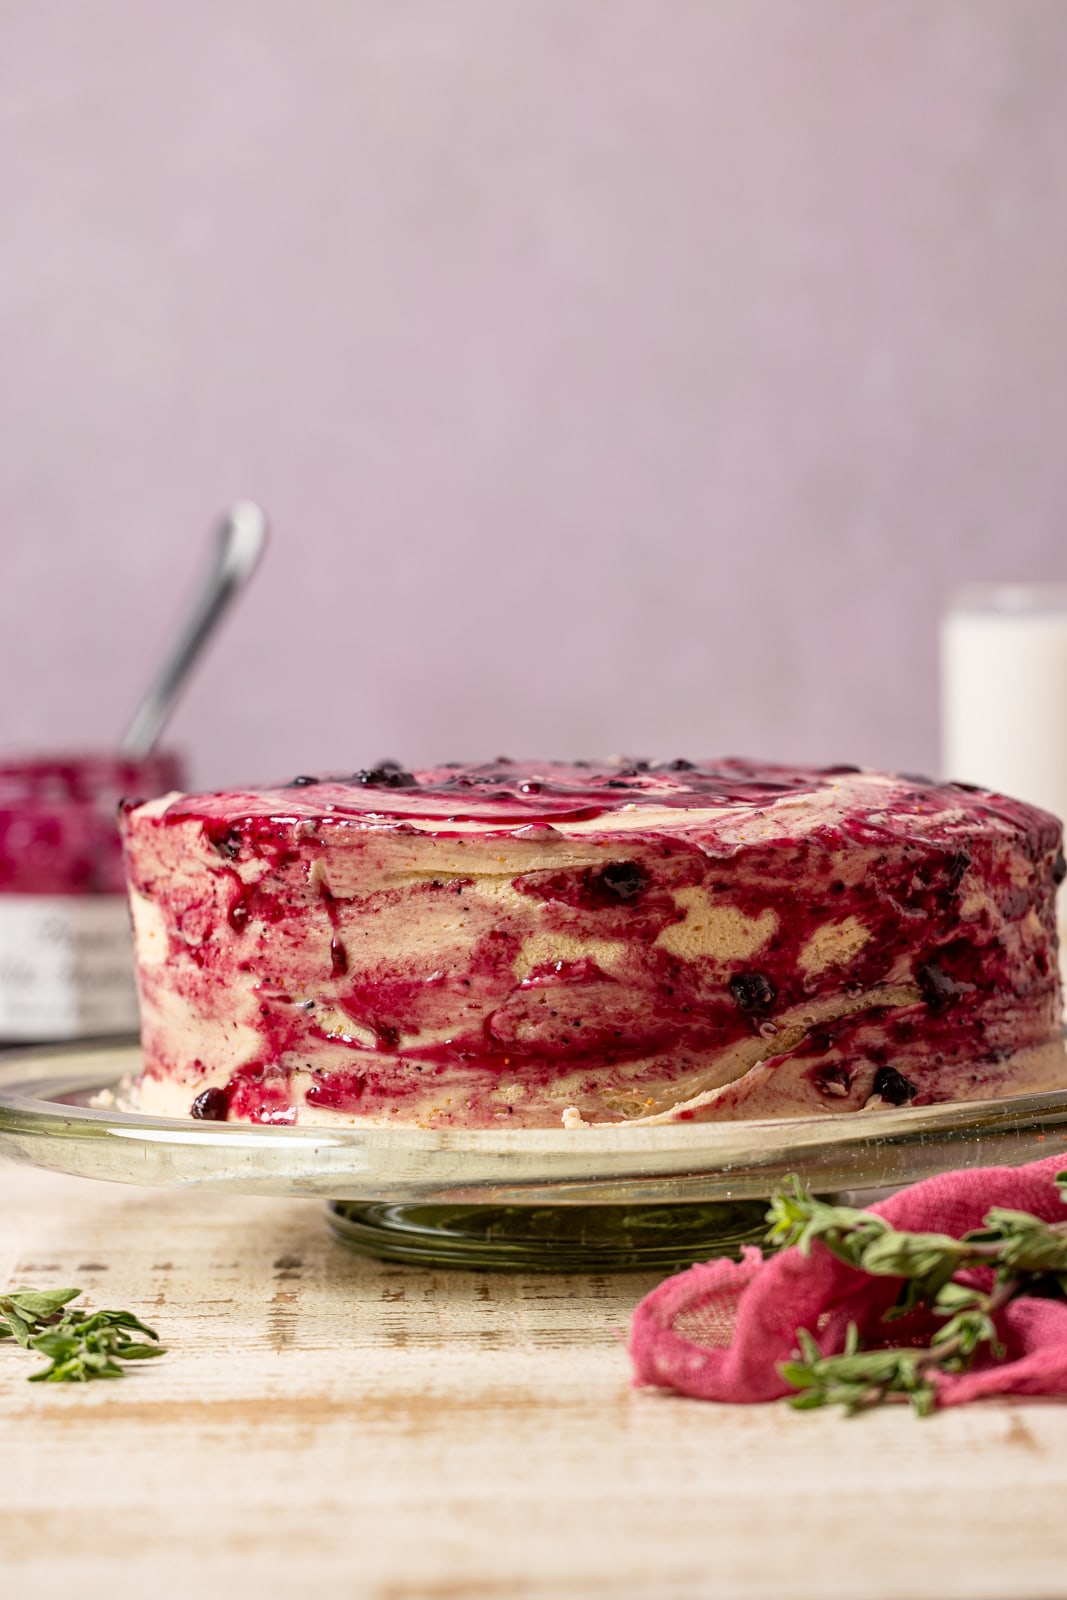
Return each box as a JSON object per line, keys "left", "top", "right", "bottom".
{"left": 135, "top": 757, "right": 1059, "bottom": 850}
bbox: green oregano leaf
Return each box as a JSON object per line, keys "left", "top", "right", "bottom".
{"left": 0, "top": 1284, "right": 166, "bottom": 1383}
{"left": 6, "top": 1287, "right": 82, "bottom": 1317}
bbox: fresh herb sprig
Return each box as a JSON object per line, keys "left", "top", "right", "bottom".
{"left": 770, "top": 1173, "right": 1067, "bottom": 1416}
{"left": 0, "top": 1286, "right": 165, "bottom": 1382}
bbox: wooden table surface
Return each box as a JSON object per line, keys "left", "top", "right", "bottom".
{"left": 3, "top": 1160, "right": 1067, "bottom": 1600}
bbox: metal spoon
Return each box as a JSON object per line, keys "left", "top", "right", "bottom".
{"left": 120, "top": 501, "right": 269, "bottom": 759}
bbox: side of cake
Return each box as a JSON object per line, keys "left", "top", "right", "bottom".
{"left": 119, "top": 760, "right": 1066, "bottom": 1127}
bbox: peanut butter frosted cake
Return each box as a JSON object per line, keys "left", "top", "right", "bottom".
{"left": 119, "top": 760, "right": 1066, "bottom": 1127}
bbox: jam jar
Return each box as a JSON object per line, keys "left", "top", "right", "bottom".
{"left": 0, "top": 752, "right": 183, "bottom": 1040}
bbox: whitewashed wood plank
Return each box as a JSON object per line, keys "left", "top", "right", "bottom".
{"left": 2, "top": 1162, "right": 1067, "bottom": 1600}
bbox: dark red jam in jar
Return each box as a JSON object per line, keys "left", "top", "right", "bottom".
{"left": 0, "top": 752, "right": 183, "bottom": 1040}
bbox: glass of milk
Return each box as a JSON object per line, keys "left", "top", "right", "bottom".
{"left": 942, "top": 584, "right": 1067, "bottom": 979}
{"left": 942, "top": 585, "right": 1067, "bottom": 807}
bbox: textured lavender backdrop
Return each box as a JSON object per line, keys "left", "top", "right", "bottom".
{"left": 3, "top": 1, "right": 1067, "bottom": 790}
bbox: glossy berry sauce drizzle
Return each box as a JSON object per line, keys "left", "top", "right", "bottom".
{"left": 125, "top": 758, "right": 1066, "bottom": 1126}
{"left": 203, "top": 756, "right": 830, "bottom": 828}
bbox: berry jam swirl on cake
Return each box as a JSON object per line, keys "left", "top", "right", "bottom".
{"left": 119, "top": 760, "right": 1066, "bottom": 1127}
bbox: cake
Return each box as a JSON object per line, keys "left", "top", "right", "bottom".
{"left": 119, "top": 759, "right": 1066, "bottom": 1127}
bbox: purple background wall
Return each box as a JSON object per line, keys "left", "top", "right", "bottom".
{"left": 3, "top": 2, "right": 1067, "bottom": 790}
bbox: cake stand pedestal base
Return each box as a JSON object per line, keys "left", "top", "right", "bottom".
{"left": 326, "top": 1198, "right": 772, "bottom": 1272}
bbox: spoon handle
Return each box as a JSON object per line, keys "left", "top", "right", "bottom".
{"left": 120, "top": 501, "right": 269, "bottom": 760}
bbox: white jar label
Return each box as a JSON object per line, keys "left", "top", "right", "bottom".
{"left": 0, "top": 895, "right": 139, "bottom": 1039}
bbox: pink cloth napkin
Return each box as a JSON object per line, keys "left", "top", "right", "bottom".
{"left": 629, "top": 1154, "right": 1067, "bottom": 1406}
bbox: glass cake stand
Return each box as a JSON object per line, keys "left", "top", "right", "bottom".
{"left": 3, "top": 1041, "right": 1067, "bottom": 1271}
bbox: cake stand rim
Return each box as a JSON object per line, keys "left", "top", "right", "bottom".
{"left": 1, "top": 1038, "right": 1066, "bottom": 1206}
